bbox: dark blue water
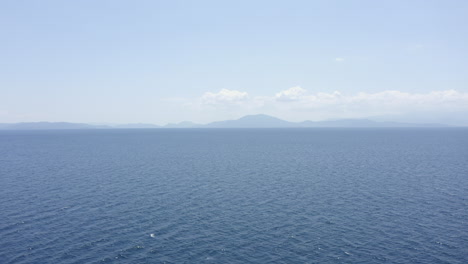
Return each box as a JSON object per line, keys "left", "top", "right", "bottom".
{"left": 1, "top": 129, "right": 467, "bottom": 263}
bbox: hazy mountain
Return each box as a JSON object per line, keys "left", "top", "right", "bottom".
{"left": 164, "top": 121, "right": 202, "bottom": 128}
{"left": 0, "top": 122, "right": 163, "bottom": 130}
{"left": 113, "top": 123, "right": 161, "bottom": 129}
{"left": 300, "top": 119, "right": 379, "bottom": 127}
{"left": 200, "top": 115, "right": 449, "bottom": 128}
{"left": 0, "top": 122, "right": 98, "bottom": 130}
{"left": 0, "top": 115, "right": 452, "bottom": 130}
{"left": 205, "top": 114, "right": 294, "bottom": 128}
{"left": 298, "top": 119, "right": 448, "bottom": 128}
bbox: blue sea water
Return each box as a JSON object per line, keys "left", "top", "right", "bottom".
{"left": 0, "top": 128, "right": 467, "bottom": 263}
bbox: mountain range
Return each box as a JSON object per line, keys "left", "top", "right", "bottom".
{"left": 0, "top": 115, "right": 452, "bottom": 130}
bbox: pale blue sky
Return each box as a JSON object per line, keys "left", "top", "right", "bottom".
{"left": 1, "top": 0, "right": 468, "bottom": 124}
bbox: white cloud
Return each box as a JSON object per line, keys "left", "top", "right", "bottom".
{"left": 283, "top": 89, "right": 468, "bottom": 114}
{"left": 167, "top": 87, "right": 468, "bottom": 124}
{"left": 335, "top": 57, "right": 345, "bottom": 62}
{"left": 275, "top": 86, "right": 306, "bottom": 102}
{"left": 201, "top": 89, "right": 249, "bottom": 105}
{"left": 211, "top": 88, "right": 468, "bottom": 112}
{"left": 343, "top": 90, "right": 468, "bottom": 111}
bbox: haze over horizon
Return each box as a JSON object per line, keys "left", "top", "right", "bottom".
{"left": 2, "top": 1, "right": 468, "bottom": 125}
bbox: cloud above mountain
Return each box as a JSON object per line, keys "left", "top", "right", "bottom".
{"left": 286, "top": 89, "right": 468, "bottom": 113}
{"left": 201, "top": 89, "right": 249, "bottom": 105}
{"left": 185, "top": 87, "right": 468, "bottom": 124}
{"left": 275, "top": 86, "right": 307, "bottom": 102}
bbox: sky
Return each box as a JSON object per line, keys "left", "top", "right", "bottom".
{"left": 1, "top": 0, "right": 468, "bottom": 125}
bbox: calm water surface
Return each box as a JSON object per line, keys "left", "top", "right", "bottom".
{"left": 0, "top": 129, "right": 467, "bottom": 263}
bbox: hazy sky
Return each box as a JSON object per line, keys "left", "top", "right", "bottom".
{"left": 1, "top": 0, "right": 468, "bottom": 125}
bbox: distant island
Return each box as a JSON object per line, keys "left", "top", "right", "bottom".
{"left": 0, "top": 115, "right": 454, "bottom": 130}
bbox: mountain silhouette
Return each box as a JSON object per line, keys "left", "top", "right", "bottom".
{"left": 0, "top": 115, "right": 450, "bottom": 130}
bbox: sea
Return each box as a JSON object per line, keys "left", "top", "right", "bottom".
{"left": 0, "top": 128, "right": 467, "bottom": 263}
